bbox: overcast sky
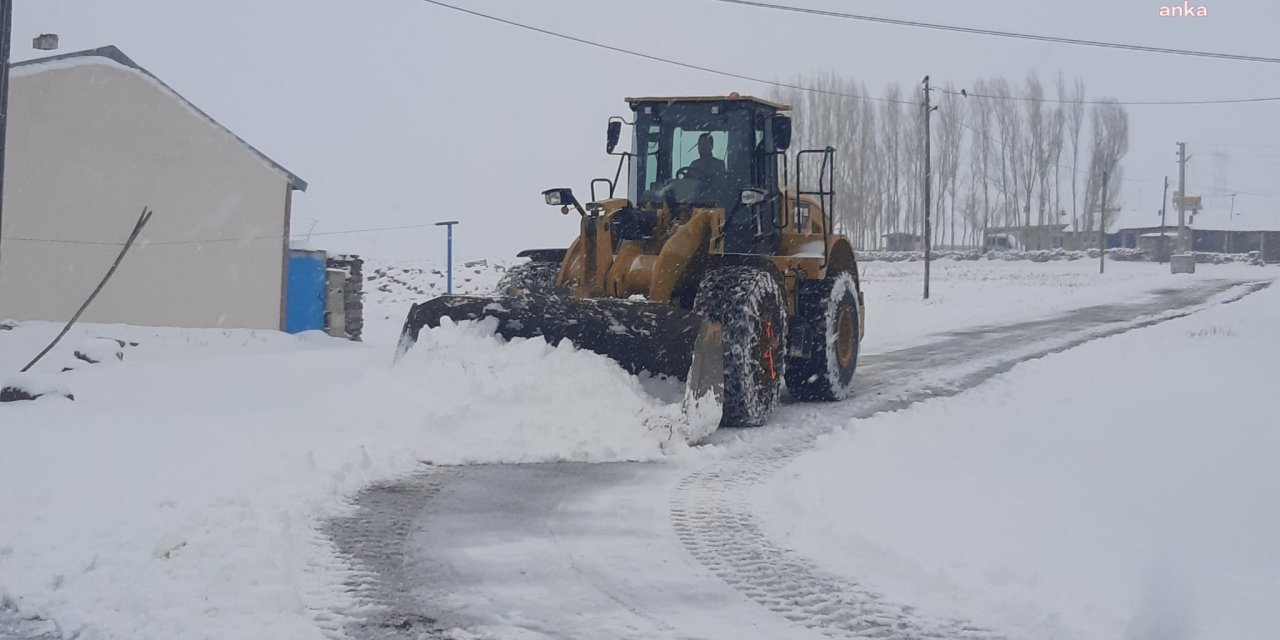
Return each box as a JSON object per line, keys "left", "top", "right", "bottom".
{"left": 14, "top": 0, "right": 1280, "bottom": 261}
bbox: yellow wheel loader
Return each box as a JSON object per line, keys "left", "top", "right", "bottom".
{"left": 398, "top": 94, "right": 864, "bottom": 428}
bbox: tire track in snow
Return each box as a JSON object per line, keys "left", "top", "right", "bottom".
{"left": 327, "top": 279, "right": 1268, "bottom": 640}
{"left": 324, "top": 466, "right": 456, "bottom": 639}
{"left": 669, "top": 279, "right": 1269, "bottom": 640}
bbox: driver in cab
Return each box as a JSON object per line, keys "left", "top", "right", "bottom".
{"left": 683, "top": 133, "right": 727, "bottom": 202}
{"left": 687, "top": 133, "right": 725, "bottom": 178}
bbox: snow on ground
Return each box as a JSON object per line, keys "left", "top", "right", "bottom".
{"left": 758, "top": 272, "right": 1280, "bottom": 640}
{"left": 0, "top": 319, "right": 691, "bottom": 639}
{"left": 0, "top": 258, "right": 1273, "bottom": 639}
{"left": 361, "top": 258, "right": 511, "bottom": 341}
{"left": 859, "top": 258, "right": 1269, "bottom": 353}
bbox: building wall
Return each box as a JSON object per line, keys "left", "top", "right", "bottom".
{"left": 0, "top": 59, "right": 290, "bottom": 330}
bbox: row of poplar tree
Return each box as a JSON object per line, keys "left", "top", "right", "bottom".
{"left": 774, "top": 71, "right": 1130, "bottom": 250}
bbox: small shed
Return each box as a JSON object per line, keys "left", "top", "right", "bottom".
{"left": 984, "top": 224, "right": 1069, "bottom": 251}
{"left": 881, "top": 232, "right": 921, "bottom": 252}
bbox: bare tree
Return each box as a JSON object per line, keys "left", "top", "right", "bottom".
{"left": 935, "top": 86, "right": 963, "bottom": 248}
{"left": 1019, "top": 73, "right": 1045, "bottom": 231}
{"left": 1066, "top": 77, "right": 1086, "bottom": 236}
{"left": 1083, "top": 99, "right": 1129, "bottom": 245}
{"left": 880, "top": 85, "right": 906, "bottom": 244}
{"left": 990, "top": 78, "right": 1021, "bottom": 228}
{"left": 968, "top": 79, "right": 995, "bottom": 248}
{"left": 965, "top": 141, "right": 986, "bottom": 247}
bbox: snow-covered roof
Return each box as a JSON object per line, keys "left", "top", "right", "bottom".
{"left": 1113, "top": 206, "right": 1280, "bottom": 233}
{"left": 12, "top": 46, "right": 307, "bottom": 192}
{"left": 1182, "top": 208, "right": 1280, "bottom": 232}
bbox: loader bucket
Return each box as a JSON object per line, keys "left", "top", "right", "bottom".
{"left": 396, "top": 294, "right": 724, "bottom": 413}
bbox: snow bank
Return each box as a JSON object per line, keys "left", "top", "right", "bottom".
{"left": 375, "top": 318, "right": 706, "bottom": 462}
{"left": 0, "top": 372, "right": 74, "bottom": 402}
{"left": 758, "top": 280, "right": 1280, "bottom": 639}
{"left": 0, "top": 318, "right": 696, "bottom": 639}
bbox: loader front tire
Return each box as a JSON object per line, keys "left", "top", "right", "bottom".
{"left": 785, "top": 271, "right": 860, "bottom": 401}
{"left": 494, "top": 260, "right": 561, "bottom": 297}
{"left": 693, "top": 266, "right": 786, "bottom": 427}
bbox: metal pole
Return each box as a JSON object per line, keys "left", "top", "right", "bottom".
{"left": 1099, "top": 171, "right": 1108, "bottom": 274}
{"left": 1159, "top": 175, "right": 1169, "bottom": 264}
{"left": 1176, "top": 142, "right": 1188, "bottom": 254}
{"left": 435, "top": 220, "right": 459, "bottom": 294}
{"left": 0, "top": 0, "right": 12, "bottom": 282}
{"left": 922, "top": 75, "right": 933, "bottom": 300}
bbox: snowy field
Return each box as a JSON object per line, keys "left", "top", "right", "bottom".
{"left": 759, "top": 269, "right": 1280, "bottom": 640}
{"left": 0, "top": 258, "right": 1275, "bottom": 639}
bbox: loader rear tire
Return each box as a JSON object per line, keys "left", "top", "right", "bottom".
{"left": 693, "top": 266, "right": 786, "bottom": 427}
{"left": 494, "top": 260, "right": 561, "bottom": 297}
{"left": 785, "top": 271, "right": 860, "bottom": 401}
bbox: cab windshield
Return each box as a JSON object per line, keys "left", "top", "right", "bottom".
{"left": 629, "top": 102, "right": 759, "bottom": 211}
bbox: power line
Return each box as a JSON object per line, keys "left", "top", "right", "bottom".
{"left": 421, "top": 0, "right": 1280, "bottom": 110}
{"left": 0, "top": 222, "right": 450, "bottom": 247}
{"left": 705, "top": 0, "right": 1280, "bottom": 64}
{"left": 940, "top": 88, "right": 1280, "bottom": 107}
{"left": 429, "top": 0, "right": 1156, "bottom": 187}
{"left": 1188, "top": 141, "right": 1280, "bottom": 149}
{"left": 416, "top": 0, "right": 914, "bottom": 105}
{"left": 1204, "top": 186, "right": 1280, "bottom": 198}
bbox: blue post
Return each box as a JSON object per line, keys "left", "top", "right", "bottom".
{"left": 435, "top": 220, "right": 459, "bottom": 294}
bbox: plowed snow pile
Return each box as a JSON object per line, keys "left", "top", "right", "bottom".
{"left": 372, "top": 318, "right": 709, "bottom": 462}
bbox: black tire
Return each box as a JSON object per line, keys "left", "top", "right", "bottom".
{"left": 785, "top": 271, "right": 860, "bottom": 401}
{"left": 693, "top": 266, "right": 787, "bottom": 427}
{"left": 494, "top": 260, "right": 561, "bottom": 297}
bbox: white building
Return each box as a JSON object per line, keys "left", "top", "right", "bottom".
{"left": 0, "top": 46, "right": 307, "bottom": 330}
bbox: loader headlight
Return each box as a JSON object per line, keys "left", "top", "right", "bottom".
{"left": 543, "top": 188, "right": 573, "bottom": 206}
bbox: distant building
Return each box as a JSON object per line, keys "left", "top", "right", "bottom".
{"left": 983, "top": 224, "right": 1069, "bottom": 251}
{"left": 881, "top": 232, "right": 921, "bottom": 252}
{"left": 0, "top": 46, "right": 308, "bottom": 330}
{"left": 1112, "top": 207, "right": 1280, "bottom": 262}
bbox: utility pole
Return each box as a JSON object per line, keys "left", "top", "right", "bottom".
{"left": 435, "top": 220, "right": 459, "bottom": 294}
{"left": 0, "top": 0, "right": 12, "bottom": 283}
{"left": 1159, "top": 175, "right": 1169, "bottom": 264}
{"left": 1176, "top": 142, "right": 1189, "bottom": 254}
{"left": 921, "top": 75, "right": 935, "bottom": 300}
{"left": 1229, "top": 192, "right": 1237, "bottom": 219}
{"left": 1099, "top": 171, "right": 1109, "bottom": 274}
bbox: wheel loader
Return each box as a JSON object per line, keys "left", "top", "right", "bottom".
{"left": 398, "top": 94, "right": 864, "bottom": 429}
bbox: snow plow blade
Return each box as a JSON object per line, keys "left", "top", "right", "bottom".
{"left": 396, "top": 294, "right": 724, "bottom": 410}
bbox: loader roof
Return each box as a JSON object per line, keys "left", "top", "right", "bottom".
{"left": 625, "top": 95, "right": 791, "bottom": 111}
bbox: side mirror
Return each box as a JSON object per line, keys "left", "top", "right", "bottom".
{"left": 771, "top": 115, "right": 792, "bottom": 151}
{"left": 606, "top": 120, "right": 622, "bottom": 154}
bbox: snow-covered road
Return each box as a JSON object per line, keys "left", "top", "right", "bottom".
{"left": 331, "top": 278, "right": 1267, "bottom": 640}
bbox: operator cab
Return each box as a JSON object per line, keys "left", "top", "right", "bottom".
{"left": 625, "top": 95, "right": 792, "bottom": 254}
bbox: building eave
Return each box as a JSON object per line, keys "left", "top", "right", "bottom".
{"left": 14, "top": 45, "right": 308, "bottom": 192}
